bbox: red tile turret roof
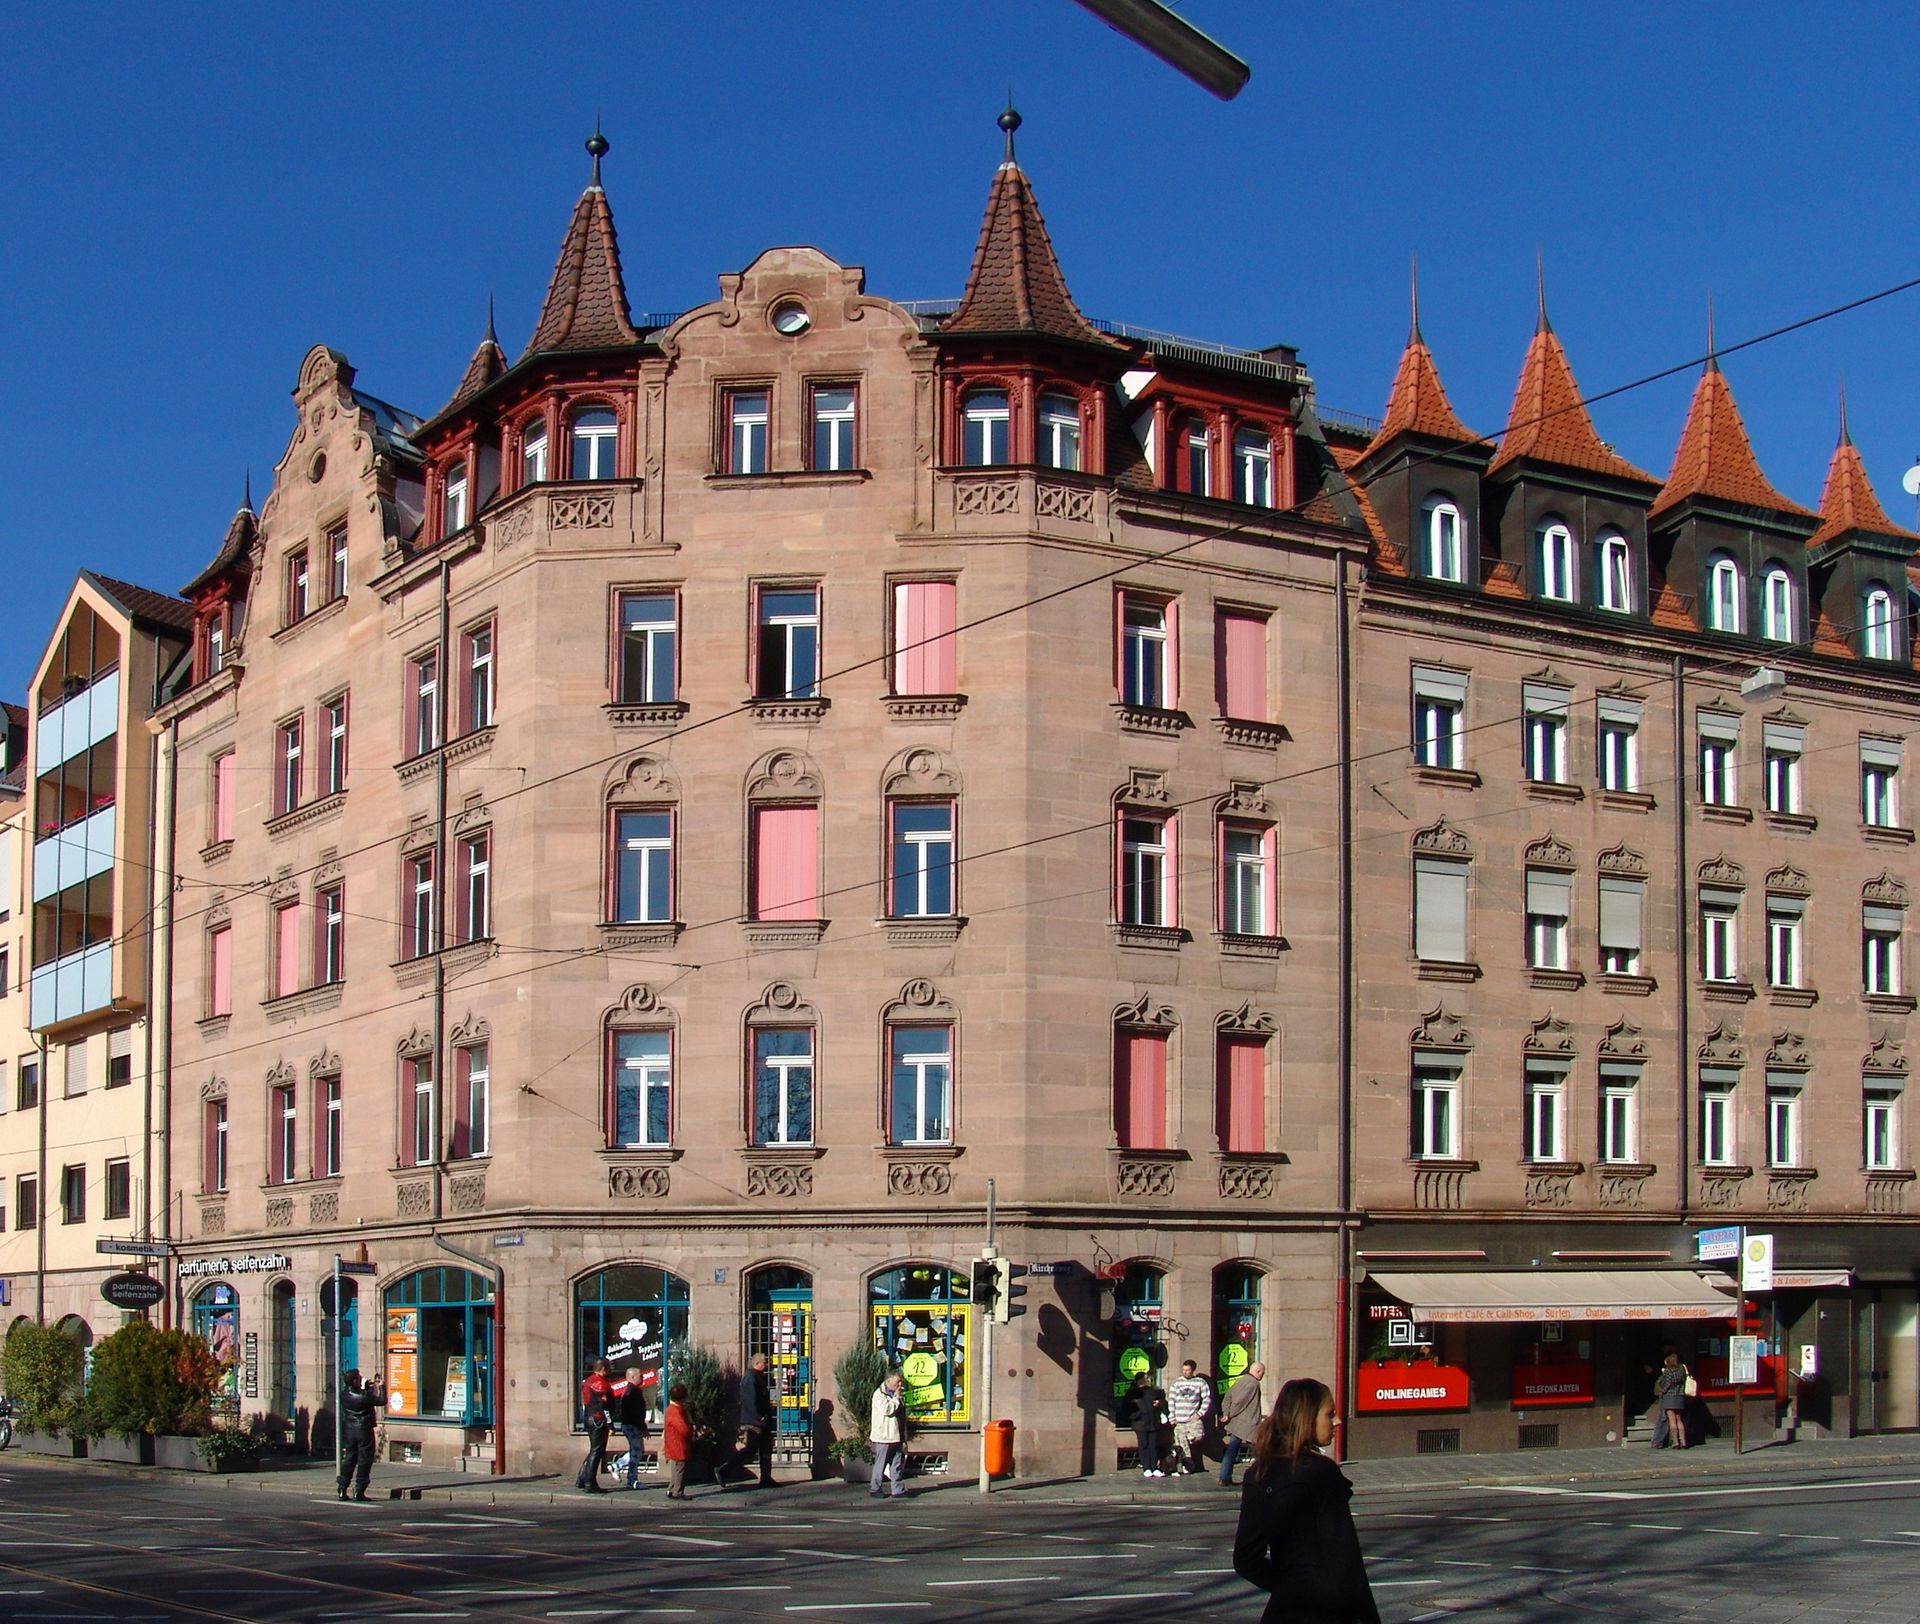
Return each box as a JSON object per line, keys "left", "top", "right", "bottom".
{"left": 447, "top": 329, "right": 506, "bottom": 416}
{"left": 1362, "top": 329, "right": 1482, "bottom": 457}
{"left": 943, "top": 161, "right": 1119, "bottom": 348}
{"left": 1650, "top": 363, "right": 1811, "bottom": 519}
{"left": 521, "top": 184, "right": 640, "bottom": 359}
{"left": 182, "top": 504, "right": 258, "bottom": 596}
{"left": 1810, "top": 435, "right": 1916, "bottom": 548}
{"left": 1488, "top": 322, "right": 1655, "bottom": 484}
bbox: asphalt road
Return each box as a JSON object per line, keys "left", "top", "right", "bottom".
{"left": 1, "top": 1458, "right": 1918, "bottom": 1622}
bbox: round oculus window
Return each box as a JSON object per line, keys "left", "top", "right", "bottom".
{"left": 308, "top": 450, "right": 327, "bottom": 483}
{"left": 770, "top": 301, "right": 810, "bottom": 336}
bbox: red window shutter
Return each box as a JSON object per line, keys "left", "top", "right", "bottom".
{"left": 1116, "top": 1032, "right": 1168, "bottom": 1150}
{"left": 1218, "top": 611, "right": 1267, "bottom": 722}
{"left": 268, "top": 1089, "right": 284, "bottom": 1184}
{"left": 1262, "top": 825, "right": 1279, "bottom": 937}
{"left": 896, "top": 581, "right": 956, "bottom": 695}
{"left": 275, "top": 904, "right": 300, "bottom": 998}
{"left": 1163, "top": 597, "right": 1180, "bottom": 708}
{"left": 214, "top": 753, "right": 235, "bottom": 841}
{"left": 1163, "top": 815, "right": 1179, "bottom": 927}
{"left": 753, "top": 805, "right": 820, "bottom": 920}
{"left": 450, "top": 1049, "right": 470, "bottom": 1160}
{"left": 210, "top": 927, "right": 232, "bottom": 1017}
{"left": 1219, "top": 1036, "right": 1265, "bottom": 1153}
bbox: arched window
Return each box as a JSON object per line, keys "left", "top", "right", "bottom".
{"left": 869, "top": 1264, "right": 972, "bottom": 1427}
{"left": 1761, "top": 564, "right": 1795, "bottom": 642}
{"left": 1182, "top": 417, "right": 1212, "bottom": 496}
{"left": 1037, "top": 392, "right": 1081, "bottom": 471}
{"left": 1597, "top": 530, "right": 1632, "bottom": 612}
{"left": 1864, "top": 585, "right": 1896, "bottom": 660}
{"left": 384, "top": 1266, "right": 494, "bottom": 1424}
{"left": 1233, "top": 427, "right": 1274, "bottom": 507}
{"left": 1706, "top": 554, "right": 1743, "bottom": 632}
{"left": 1537, "top": 522, "right": 1576, "bottom": 602}
{"left": 1211, "top": 1264, "right": 1263, "bottom": 1381}
{"left": 269, "top": 1278, "right": 296, "bottom": 1419}
{"left": 520, "top": 418, "right": 549, "bottom": 486}
{"left": 961, "top": 389, "right": 1010, "bottom": 467}
{"left": 574, "top": 1265, "right": 691, "bottom": 1429}
{"left": 442, "top": 461, "right": 468, "bottom": 536}
{"left": 1421, "top": 498, "right": 1464, "bottom": 583}
{"left": 190, "top": 1283, "right": 240, "bottom": 1413}
{"left": 569, "top": 407, "right": 619, "bottom": 481}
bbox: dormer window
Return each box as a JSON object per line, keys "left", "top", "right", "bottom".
{"left": 1537, "top": 522, "right": 1576, "bottom": 603}
{"left": 1420, "top": 497, "right": 1464, "bottom": 584}
{"left": 1597, "top": 530, "right": 1632, "bottom": 613}
{"left": 443, "top": 462, "right": 469, "bottom": 536}
{"left": 1865, "top": 584, "right": 1897, "bottom": 661}
{"left": 962, "top": 389, "right": 1010, "bottom": 466}
{"left": 1233, "top": 427, "right": 1273, "bottom": 508}
{"left": 521, "top": 419, "right": 549, "bottom": 485}
{"left": 1706, "top": 554, "right": 1742, "bottom": 633}
{"left": 1761, "top": 564, "right": 1795, "bottom": 643}
{"left": 1182, "top": 418, "right": 1212, "bottom": 496}
{"left": 1038, "top": 393, "right": 1081, "bottom": 471}
{"left": 207, "top": 617, "right": 225, "bottom": 677}
{"left": 570, "top": 407, "right": 619, "bottom": 481}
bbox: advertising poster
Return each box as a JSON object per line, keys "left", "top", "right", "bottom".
{"left": 442, "top": 1356, "right": 469, "bottom": 1419}
{"left": 871, "top": 1303, "right": 969, "bottom": 1425}
{"left": 386, "top": 1307, "right": 420, "bottom": 1415}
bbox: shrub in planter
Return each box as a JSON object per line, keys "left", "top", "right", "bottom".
{"left": 829, "top": 1342, "right": 889, "bottom": 1478}
{"left": 2, "top": 1320, "right": 87, "bottom": 1438}
{"left": 199, "top": 1422, "right": 272, "bottom": 1473}
{"left": 671, "top": 1343, "right": 734, "bottom": 1481}
{"left": 85, "top": 1321, "right": 220, "bottom": 1443}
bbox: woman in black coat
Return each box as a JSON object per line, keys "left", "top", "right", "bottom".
{"left": 1233, "top": 1377, "right": 1380, "bottom": 1624}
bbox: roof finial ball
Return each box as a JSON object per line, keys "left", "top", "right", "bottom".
{"left": 998, "top": 102, "right": 1021, "bottom": 167}
{"left": 586, "top": 125, "right": 610, "bottom": 189}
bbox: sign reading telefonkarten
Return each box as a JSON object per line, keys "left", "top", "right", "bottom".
{"left": 178, "top": 1253, "right": 293, "bottom": 1278}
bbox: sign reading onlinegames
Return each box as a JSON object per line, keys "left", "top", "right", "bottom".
{"left": 1355, "top": 1359, "right": 1469, "bottom": 1413}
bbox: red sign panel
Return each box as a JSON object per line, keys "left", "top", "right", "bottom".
{"left": 1355, "top": 1360, "right": 1469, "bottom": 1413}
{"left": 1693, "top": 1353, "right": 1784, "bottom": 1399}
{"left": 1511, "top": 1361, "right": 1594, "bottom": 1408}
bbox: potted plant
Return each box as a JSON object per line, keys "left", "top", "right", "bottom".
{"left": 1, "top": 1320, "right": 88, "bottom": 1457}
{"left": 198, "top": 1420, "right": 272, "bottom": 1473}
{"left": 829, "top": 1342, "right": 888, "bottom": 1484}
{"left": 84, "top": 1321, "right": 222, "bottom": 1468}
{"left": 673, "top": 1343, "right": 734, "bottom": 1484}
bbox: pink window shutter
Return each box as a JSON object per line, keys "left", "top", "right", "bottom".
{"left": 1119, "top": 1032, "right": 1168, "bottom": 1150}
{"left": 1113, "top": 590, "right": 1125, "bottom": 695}
{"left": 755, "top": 805, "right": 819, "bottom": 920}
{"left": 924, "top": 581, "right": 956, "bottom": 692}
{"left": 1222, "top": 1037, "right": 1265, "bottom": 1153}
{"left": 450, "top": 1049, "right": 470, "bottom": 1159}
{"left": 1261, "top": 825, "right": 1279, "bottom": 936}
{"left": 1163, "top": 598, "right": 1180, "bottom": 708}
{"left": 214, "top": 753, "right": 235, "bottom": 841}
{"left": 268, "top": 1091, "right": 284, "bottom": 1184}
{"left": 1163, "top": 815, "right": 1179, "bottom": 927}
{"left": 275, "top": 905, "right": 300, "bottom": 998}
{"left": 210, "top": 927, "right": 232, "bottom": 1017}
{"left": 1221, "top": 612, "right": 1267, "bottom": 721}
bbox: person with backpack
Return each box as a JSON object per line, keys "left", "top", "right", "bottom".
{"left": 576, "top": 1358, "right": 614, "bottom": 1492}
{"left": 1233, "top": 1377, "right": 1379, "bottom": 1624}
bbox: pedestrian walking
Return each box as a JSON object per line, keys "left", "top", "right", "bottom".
{"left": 1122, "top": 1370, "right": 1170, "bottom": 1478}
{"left": 661, "top": 1382, "right": 691, "bottom": 1499}
{"left": 576, "top": 1358, "right": 614, "bottom": 1492}
{"left": 730, "top": 1352, "right": 775, "bottom": 1488}
{"left": 869, "top": 1370, "right": 908, "bottom": 1499}
{"left": 1233, "top": 1377, "right": 1379, "bottom": 1624}
{"left": 1218, "top": 1360, "right": 1266, "bottom": 1486}
{"left": 1168, "top": 1358, "right": 1214, "bottom": 1476}
{"left": 615, "top": 1366, "right": 650, "bottom": 1489}
{"left": 337, "top": 1367, "right": 385, "bottom": 1502}
{"left": 1654, "top": 1350, "right": 1692, "bottom": 1449}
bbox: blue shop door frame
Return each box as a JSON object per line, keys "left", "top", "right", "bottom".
{"left": 747, "top": 1293, "right": 814, "bottom": 1443}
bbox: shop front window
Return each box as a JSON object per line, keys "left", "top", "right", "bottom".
{"left": 574, "top": 1264, "right": 691, "bottom": 1430}
{"left": 384, "top": 1267, "right": 494, "bottom": 1425}
{"left": 1211, "top": 1264, "right": 1261, "bottom": 1383}
{"left": 869, "top": 1264, "right": 971, "bottom": 1427}
{"left": 1110, "top": 1263, "right": 1166, "bottom": 1409}
{"left": 191, "top": 1282, "right": 241, "bottom": 1414}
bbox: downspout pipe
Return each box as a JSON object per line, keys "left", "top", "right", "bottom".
{"left": 1333, "top": 550, "right": 1355, "bottom": 1460}
{"left": 158, "top": 712, "right": 179, "bottom": 1327}
{"left": 432, "top": 557, "right": 451, "bottom": 1225}
{"left": 432, "top": 1230, "right": 504, "bottom": 1477}
{"left": 1673, "top": 655, "right": 1690, "bottom": 1219}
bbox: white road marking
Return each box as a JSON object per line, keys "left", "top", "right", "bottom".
{"left": 1629, "top": 1523, "right": 1684, "bottom": 1530}
{"left": 1702, "top": 1527, "right": 1767, "bottom": 1536}
{"left": 1435, "top": 1560, "right": 1492, "bottom": 1568}
{"left": 648, "top": 1586, "right": 791, "bottom": 1594}
{"left": 1059, "top": 1593, "right": 1191, "bottom": 1604}
{"left": 781, "top": 1547, "right": 904, "bottom": 1563}
{"left": 638, "top": 1533, "right": 732, "bottom": 1548}
{"left": 419, "top": 1589, "right": 561, "bottom": 1597}
{"left": 962, "top": 1554, "right": 1134, "bottom": 1563}
{"left": 787, "top": 1607, "right": 931, "bottom": 1614}
{"left": 1778, "top": 1533, "right": 1843, "bottom": 1541}
{"left": 1489, "top": 1475, "right": 1920, "bottom": 1502}
{"left": 1373, "top": 1580, "right": 1445, "bottom": 1588}
{"left": 1172, "top": 1568, "right": 1233, "bottom": 1575}
{"left": 927, "top": 1577, "right": 1057, "bottom": 1587}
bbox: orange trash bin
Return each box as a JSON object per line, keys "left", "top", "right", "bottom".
{"left": 984, "top": 1418, "right": 1015, "bottom": 1478}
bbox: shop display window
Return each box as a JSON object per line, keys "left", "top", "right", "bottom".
{"left": 384, "top": 1267, "right": 494, "bottom": 1425}
{"left": 573, "top": 1265, "right": 691, "bottom": 1429}
{"left": 869, "top": 1264, "right": 971, "bottom": 1427}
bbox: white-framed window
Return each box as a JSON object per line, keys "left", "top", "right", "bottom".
{"left": 617, "top": 592, "right": 678, "bottom": 706}
{"left": 755, "top": 585, "right": 820, "bottom": 699}
{"left": 1865, "top": 904, "right": 1904, "bottom": 995}
{"left": 1119, "top": 812, "right": 1176, "bottom": 928}
{"left": 1864, "top": 585, "right": 1897, "bottom": 661}
{"left": 570, "top": 407, "right": 619, "bottom": 480}
{"left": 1538, "top": 522, "right": 1576, "bottom": 603}
{"left": 443, "top": 462, "right": 468, "bottom": 535}
{"left": 889, "top": 800, "right": 955, "bottom": 920}
{"left": 752, "top": 1027, "right": 814, "bottom": 1147}
{"left": 1599, "top": 1063, "right": 1640, "bottom": 1164}
{"left": 1412, "top": 1054, "right": 1461, "bottom": 1160}
{"left": 1598, "top": 696, "right": 1640, "bottom": 792}
{"left": 207, "top": 616, "right": 225, "bottom": 676}
{"left": 1700, "top": 1070, "right": 1738, "bottom": 1166}
{"left": 328, "top": 522, "right": 349, "bottom": 601}
{"left": 405, "top": 1056, "right": 435, "bottom": 1168}
{"left": 1597, "top": 530, "right": 1632, "bottom": 613}
{"left": 275, "top": 716, "right": 302, "bottom": 818}
{"left": 1706, "top": 553, "right": 1743, "bottom": 633}
{"left": 1038, "top": 392, "right": 1081, "bottom": 471}
{"left": 1862, "top": 737, "right": 1902, "bottom": 828}
{"left": 1766, "top": 1073, "right": 1802, "bottom": 1168}
{"left": 269, "top": 1080, "right": 297, "bottom": 1186}
{"left": 1525, "top": 867, "right": 1571, "bottom": 971}
{"left": 405, "top": 850, "right": 436, "bottom": 959}
{"left": 1183, "top": 418, "right": 1211, "bottom": 496}
{"left": 1698, "top": 712, "right": 1739, "bottom": 806}
{"left": 612, "top": 810, "right": 673, "bottom": 924}
{"left": 520, "top": 417, "right": 549, "bottom": 485}
{"left": 1421, "top": 497, "right": 1464, "bottom": 583}
{"left": 1120, "top": 592, "right": 1175, "bottom": 709}
{"left": 1413, "top": 855, "right": 1470, "bottom": 964}
{"left": 1762, "top": 722, "right": 1803, "bottom": 815}
{"left": 1701, "top": 887, "right": 1741, "bottom": 982}
{"left": 457, "top": 831, "right": 490, "bottom": 944}
{"left": 1761, "top": 564, "right": 1795, "bottom": 642}
{"left": 319, "top": 1075, "right": 342, "bottom": 1178}
{"left": 610, "top": 1030, "right": 672, "bottom": 1148}
{"left": 1599, "top": 873, "right": 1644, "bottom": 975}
{"left": 1524, "top": 1061, "right": 1567, "bottom": 1162}
{"left": 1233, "top": 426, "right": 1274, "bottom": 507}
{"left": 323, "top": 695, "right": 348, "bottom": 796}
{"left": 962, "top": 388, "right": 1010, "bottom": 467}
{"left": 287, "top": 548, "right": 311, "bottom": 624}
{"left": 316, "top": 883, "right": 344, "bottom": 985}
{"left": 454, "top": 1043, "right": 489, "bottom": 1159}
{"left": 1411, "top": 665, "right": 1467, "bottom": 769}
{"left": 1865, "top": 1082, "right": 1902, "bottom": 1172}
{"left": 461, "top": 619, "right": 495, "bottom": 734}
{"left": 811, "top": 384, "right": 858, "bottom": 472}
{"left": 1220, "top": 823, "right": 1277, "bottom": 937}
{"left": 1522, "top": 682, "right": 1569, "bottom": 784}
{"left": 409, "top": 650, "right": 440, "bottom": 756}
{"left": 1765, "top": 894, "right": 1803, "bottom": 989}
{"left": 888, "top": 1025, "right": 953, "bottom": 1146}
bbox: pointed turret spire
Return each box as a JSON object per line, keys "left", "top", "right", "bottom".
{"left": 1000, "top": 96, "right": 1019, "bottom": 166}
{"left": 521, "top": 130, "right": 641, "bottom": 360}
{"left": 1705, "top": 295, "right": 1719, "bottom": 373}
{"left": 1489, "top": 313, "right": 1655, "bottom": 482}
{"left": 1362, "top": 309, "right": 1481, "bottom": 458}
{"left": 1408, "top": 255, "right": 1422, "bottom": 343}
{"left": 1650, "top": 354, "right": 1810, "bottom": 518}
{"left": 1838, "top": 375, "right": 1852, "bottom": 447}
{"left": 182, "top": 482, "right": 260, "bottom": 595}
{"left": 1809, "top": 397, "right": 1916, "bottom": 547}
{"left": 943, "top": 109, "right": 1119, "bottom": 347}
{"left": 447, "top": 302, "right": 508, "bottom": 411}
{"left": 1535, "top": 251, "right": 1551, "bottom": 336}
{"left": 242, "top": 467, "right": 254, "bottom": 514}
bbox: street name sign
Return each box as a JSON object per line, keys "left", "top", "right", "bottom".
{"left": 96, "top": 1238, "right": 169, "bottom": 1258}
{"left": 1741, "top": 1234, "right": 1775, "bottom": 1292}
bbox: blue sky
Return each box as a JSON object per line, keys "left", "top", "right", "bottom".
{"left": 4, "top": 3, "right": 1918, "bottom": 704}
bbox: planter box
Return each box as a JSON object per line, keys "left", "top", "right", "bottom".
{"left": 155, "top": 1435, "right": 215, "bottom": 1473}
{"left": 17, "top": 1428, "right": 86, "bottom": 1459}
{"left": 92, "top": 1433, "right": 157, "bottom": 1466}
{"left": 841, "top": 1457, "right": 876, "bottom": 1485}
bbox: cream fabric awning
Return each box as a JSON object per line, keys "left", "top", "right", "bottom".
{"left": 1370, "top": 1269, "right": 1736, "bottom": 1324}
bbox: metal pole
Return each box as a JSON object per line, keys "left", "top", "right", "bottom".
{"left": 333, "top": 1253, "right": 343, "bottom": 1490}
{"left": 977, "top": 1242, "right": 996, "bottom": 1497}
{"left": 1733, "top": 1226, "right": 1745, "bottom": 1457}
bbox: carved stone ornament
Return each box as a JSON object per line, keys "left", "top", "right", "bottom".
{"left": 1115, "top": 1158, "right": 1177, "bottom": 1197}
{"left": 608, "top": 984, "right": 670, "bottom": 1025}
{"left": 1524, "top": 833, "right": 1576, "bottom": 870}
{"left": 1864, "top": 871, "right": 1911, "bottom": 908}
{"left": 1216, "top": 1001, "right": 1277, "bottom": 1036}
{"left": 1413, "top": 1164, "right": 1471, "bottom": 1211}
{"left": 452, "top": 800, "right": 491, "bottom": 835}
{"left": 1766, "top": 705, "right": 1810, "bottom": 728}
{"left": 1767, "top": 864, "right": 1812, "bottom": 898}
{"left": 396, "top": 1181, "right": 432, "bottom": 1217}
{"left": 449, "top": 1174, "right": 486, "bottom": 1214}
{"left": 747, "top": 982, "right": 815, "bottom": 1024}
{"left": 1765, "top": 1031, "right": 1811, "bottom": 1070}
{"left": 200, "top": 1077, "right": 229, "bottom": 1102}
{"left": 1523, "top": 664, "right": 1570, "bottom": 690}
{"left": 310, "top": 1191, "right": 340, "bottom": 1225}
{"left": 886, "top": 979, "right": 956, "bottom": 1023}
{"left": 265, "top": 1058, "right": 296, "bottom": 1091}
{"left": 264, "top": 1198, "right": 294, "bottom": 1230}
{"left": 1766, "top": 1175, "right": 1811, "bottom": 1213}
{"left": 887, "top": 1162, "right": 954, "bottom": 1198}
{"left": 1696, "top": 1174, "right": 1748, "bottom": 1212}
{"left": 268, "top": 875, "right": 299, "bottom": 903}
{"left": 1412, "top": 819, "right": 1473, "bottom": 857}
{"left": 396, "top": 1026, "right": 434, "bottom": 1060}
{"left": 610, "top": 1165, "right": 671, "bottom": 1199}
{"left": 307, "top": 1049, "right": 342, "bottom": 1083}
{"left": 1410, "top": 1006, "right": 1473, "bottom": 1053}
{"left": 1697, "top": 854, "right": 1745, "bottom": 888}
{"left": 1219, "top": 781, "right": 1271, "bottom": 819}
{"left": 954, "top": 478, "right": 1018, "bottom": 517}
{"left": 1524, "top": 1013, "right": 1576, "bottom": 1055}
{"left": 549, "top": 492, "right": 614, "bottom": 531}
{"left": 1597, "top": 1018, "right": 1648, "bottom": 1060}
{"left": 1696, "top": 1019, "right": 1747, "bottom": 1068}
{"left": 205, "top": 899, "right": 232, "bottom": 929}
{"left": 1219, "top": 1163, "right": 1274, "bottom": 1200}
{"left": 448, "top": 1012, "right": 491, "bottom": 1048}
{"left": 1114, "top": 990, "right": 1178, "bottom": 1032}
{"left": 1864, "top": 1032, "right": 1909, "bottom": 1076}
{"left": 1525, "top": 1170, "right": 1576, "bottom": 1208}
{"left": 1597, "top": 1170, "right": 1650, "bottom": 1209}
{"left": 1120, "top": 768, "right": 1171, "bottom": 808}
{"left": 882, "top": 747, "right": 960, "bottom": 799}
{"left": 1597, "top": 843, "right": 1648, "bottom": 878}
{"left": 200, "top": 1203, "right": 226, "bottom": 1236}
{"left": 746, "top": 1163, "right": 813, "bottom": 1199}
{"left": 746, "top": 750, "right": 822, "bottom": 801}
{"left": 605, "top": 753, "right": 680, "bottom": 803}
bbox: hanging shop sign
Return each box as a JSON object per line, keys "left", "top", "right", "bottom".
{"left": 100, "top": 1271, "right": 165, "bottom": 1310}
{"left": 1355, "top": 1359, "right": 1469, "bottom": 1413}
{"left": 179, "top": 1253, "right": 292, "bottom": 1278}
{"left": 1511, "top": 1361, "right": 1594, "bottom": 1408}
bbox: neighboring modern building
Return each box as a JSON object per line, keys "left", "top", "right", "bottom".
{"left": 144, "top": 123, "right": 1917, "bottom": 1474}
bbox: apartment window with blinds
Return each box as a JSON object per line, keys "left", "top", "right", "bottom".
{"left": 1700, "top": 1070, "right": 1738, "bottom": 1166}
{"left": 1599, "top": 873, "right": 1644, "bottom": 975}
{"left": 1865, "top": 1083, "right": 1902, "bottom": 1171}
{"left": 106, "top": 1027, "right": 132, "bottom": 1089}
{"left": 1215, "top": 609, "right": 1270, "bottom": 723}
{"left": 892, "top": 581, "right": 957, "bottom": 696}
{"left": 1118, "top": 593, "right": 1176, "bottom": 710}
{"left": 64, "top": 1040, "right": 87, "bottom": 1098}
{"left": 751, "top": 805, "right": 820, "bottom": 921}
{"left": 1862, "top": 737, "right": 1902, "bottom": 828}
{"left": 1524, "top": 1060, "right": 1567, "bottom": 1162}
{"left": 1412, "top": 1054, "right": 1461, "bottom": 1160}
{"left": 1865, "top": 904, "right": 1904, "bottom": 996}
{"left": 1411, "top": 666, "right": 1467, "bottom": 770}
{"left": 105, "top": 1157, "right": 130, "bottom": 1220}
{"left": 213, "top": 751, "right": 236, "bottom": 842}
{"left": 1765, "top": 894, "right": 1804, "bottom": 990}
{"left": 1118, "top": 813, "right": 1177, "bottom": 928}
{"left": 1701, "top": 887, "right": 1741, "bottom": 983}
{"left": 1599, "top": 1064, "right": 1640, "bottom": 1164}
{"left": 1597, "top": 696, "right": 1640, "bottom": 792}
{"left": 1216, "top": 1034, "right": 1266, "bottom": 1154}
{"left": 1766, "top": 1073, "right": 1803, "bottom": 1169}
{"left": 1522, "top": 683, "right": 1570, "bottom": 784}
{"left": 1413, "top": 856, "right": 1469, "bottom": 964}
{"left": 1219, "top": 823, "right": 1277, "bottom": 937}
{"left": 1699, "top": 712, "right": 1739, "bottom": 806}
{"left": 1763, "top": 722, "right": 1803, "bottom": 815}
{"left": 1114, "top": 1029, "right": 1169, "bottom": 1151}
{"left": 1524, "top": 868, "right": 1571, "bottom": 971}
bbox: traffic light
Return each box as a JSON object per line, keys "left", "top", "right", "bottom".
{"left": 991, "top": 1259, "right": 1029, "bottom": 1323}
{"left": 971, "top": 1258, "right": 1001, "bottom": 1318}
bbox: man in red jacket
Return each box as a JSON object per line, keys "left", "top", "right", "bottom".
{"left": 576, "top": 1358, "right": 613, "bottom": 1492}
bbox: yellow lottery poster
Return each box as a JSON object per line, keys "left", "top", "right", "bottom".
{"left": 871, "top": 1301, "right": 969, "bottom": 1425}
{"left": 385, "top": 1307, "right": 420, "bottom": 1416}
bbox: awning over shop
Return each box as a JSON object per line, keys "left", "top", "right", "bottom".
{"left": 1772, "top": 1269, "right": 1853, "bottom": 1290}
{"left": 1370, "top": 1269, "right": 1736, "bottom": 1324}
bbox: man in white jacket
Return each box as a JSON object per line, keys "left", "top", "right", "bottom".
{"left": 869, "top": 1371, "right": 908, "bottom": 1499}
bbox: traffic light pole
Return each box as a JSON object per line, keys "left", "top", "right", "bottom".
{"left": 979, "top": 1177, "right": 997, "bottom": 1497}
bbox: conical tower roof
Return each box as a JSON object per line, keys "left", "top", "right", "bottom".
{"left": 1488, "top": 312, "right": 1655, "bottom": 483}
{"left": 182, "top": 486, "right": 259, "bottom": 596}
{"left": 445, "top": 306, "right": 506, "bottom": 415}
{"left": 942, "top": 110, "right": 1118, "bottom": 348}
{"left": 1810, "top": 410, "right": 1917, "bottom": 547}
{"left": 521, "top": 131, "right": 640, "bottom": 360}
{"left": 1650, "top": 359, "right": 1810, "bottom": 519}
{"left": 1362, "top": 329, "right": 1481, "bottom": 457}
